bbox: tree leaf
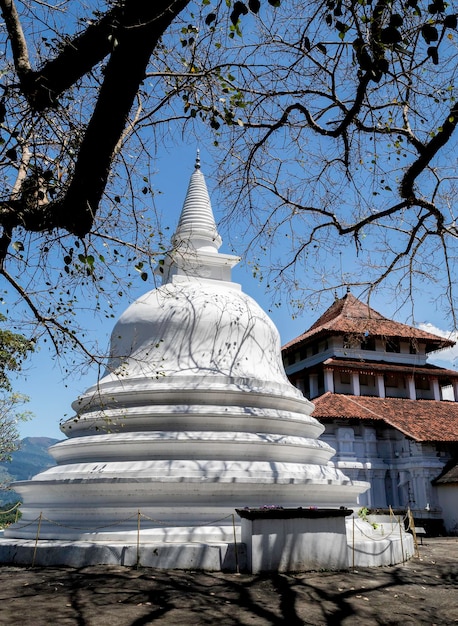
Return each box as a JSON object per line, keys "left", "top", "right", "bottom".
{"left": 205, "top": 12, "right": 217, "bottom": 25}
{"left": 230, "top": 1, "right": 248, "bottom": 26}
{"left": 444, "top": 14, "right": 458, "bottom": 29}
{"left": 381, "top": 26, "right": 402, "bottom": 44}
{"left": 421, "top": 24, "right": 439, "bottom": 43}
{"left": 427, "top": 46, "right": 439, "bottom": 64}
{"left": 389, "top": 14, "right": 404, "bottom": 27}
{"left": 5, "top": 148, "right": 17, "bottom": 161}
{"left": 248, "top": 0, "right": 261, "bottom": 13}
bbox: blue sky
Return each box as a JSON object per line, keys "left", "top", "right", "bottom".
{"left": 13, "top": 145, "right": 458, "bottom": 441}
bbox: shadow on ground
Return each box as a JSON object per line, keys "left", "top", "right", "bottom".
{"left": 0, "top": 538, "right": 456, "bottom": 625}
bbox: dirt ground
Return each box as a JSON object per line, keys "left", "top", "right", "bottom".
{"left": 0, "top": 538, "right": 456, "bottom": 625}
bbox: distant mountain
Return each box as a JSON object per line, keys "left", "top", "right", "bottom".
{"left": 0, "top": 436, "right": 59, "bottom": 504}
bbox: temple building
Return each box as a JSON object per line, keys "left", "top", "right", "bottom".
{"left": 282, "top": 292, "right": 458, "bottom": 534}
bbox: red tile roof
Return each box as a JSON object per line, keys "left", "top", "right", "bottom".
{"left": 282, "top": 293, "right": 454, "bottom": 352}
{"left": 433, "top": 458, "right": 458, "bottom": 484}
{"left": 312, "top": 392, "right": 458, "bottom": 442}
{"left": 321, "top": 358, "right": 458, "bottom": 380}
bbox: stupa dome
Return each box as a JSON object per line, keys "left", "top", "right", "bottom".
{"left": 102, "top": 280, "right": 294, "bottom": 393}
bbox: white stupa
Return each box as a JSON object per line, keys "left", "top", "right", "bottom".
{"left": 4, "top": 154, "right": 368, "bottom": 563}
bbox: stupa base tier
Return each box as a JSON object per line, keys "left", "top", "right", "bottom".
{"left": 49, "top": 431, "right": 334, "bottom": 465}
{"left": 0, "top": 537, "right": 244, "bottom": 570}
{"left": 11, "top": 475, "right": 367, "bottom": 508}
{"left": 15, "top": 459, "right": 361, "bottom": 485}
{"left": 0, "top": 516, "right": 414, "bottom": 571}
{"left": 6, "top": 479, "right": 367, "bottom": 541}
{"left": 5, "top": 522, "right": 241, "bottom": 543}
{"left": 62, "top": 402, "right": 323, "bottom": 440}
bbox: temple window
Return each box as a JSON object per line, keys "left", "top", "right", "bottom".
{"left": 318, "top": 371, "right": 325, "bottom": 395}
{"left": 361, "top": 336, "right": 376, "bottom": 351}
{"left": 343, "top": 334, "right": 359, "bottom": 349}
{"left": 386, "top": 338, "right": 400, "bottom": 353}
{"left": 416, "top": 377, "right": 431, "bottom": 391}
{"left": 340, "top": 372, "right": 351, "bottom": 385}
{"left": 385, "top": 374, "right": 405, "bottom": 388}
{"left": 303, "top": 377, "right": 310, "bottom": 396}
{"left": 360, "top": 373, "right": 375, "bottom": 387}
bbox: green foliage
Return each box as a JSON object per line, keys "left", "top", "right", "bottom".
{"left": 0, "top": 502, "right": 21, "bottom": 528}
{"left": 0, "top": 393, "right": 32, "bottom": 463}
{"left": 0, "top": 320, "right": 34, "bottom": 464}
{"left": 0, "top": 315, "right": 34, "bottom": 392}
{"left": 358, "top": 507, "right": 379, "bottom": 529}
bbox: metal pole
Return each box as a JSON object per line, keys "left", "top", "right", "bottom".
{"left": 352, "top": 517, "right": 355, "bottom": 569}
{"left": 232, "top": 514, "right": 239, "bottom": 574}
{"left": 136, "top": 509, "right": 141, "bottom": 569}
{"left": 31, "top": 512, "right": 43, "bottom": 568}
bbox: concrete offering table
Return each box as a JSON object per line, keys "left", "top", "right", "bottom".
{"left": 237, "top": 507, "right": 352, "bottom": 573}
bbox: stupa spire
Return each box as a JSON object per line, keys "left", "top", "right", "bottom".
{"left": 172, "top": 149, "right": 222, "bottom": 253}
{"left": 162, "top": 152, "right": 239, "bottom": 285}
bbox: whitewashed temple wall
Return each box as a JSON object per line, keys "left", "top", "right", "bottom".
{"left": 436, "top": 485, "right": 458, "bottom": 534}
{"left": 321, "top": 421, "right": 452, "bottom": 517}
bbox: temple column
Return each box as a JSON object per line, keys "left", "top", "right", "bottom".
{"left": 372, "top": 469, "right": 388, "bottom": 508}
{"left": 324, "top": 369, "right": 334, "bottom": 393}
{"left": 431, "top": 378, "right": 440, "bottom": 401}
{"left": 410, "top": 468, "right": 428, "bottom": 510}
{"left": 351, "top": 372, "right": 360, "bottom": 396}
{"left": 407, "top": 376, "right": 416, "bottom": 400}
{"left": 376, "top": 374, "right": 385, "bottom": 398}
{"left": 452, "top": 380, "right": 458, "bottom": 402}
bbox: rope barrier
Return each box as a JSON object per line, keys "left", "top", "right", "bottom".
{"left": 0, "top": 502, "right": 21, "bottom": 516}
{"left": 407, "top": 507, "right": 420, "bottom": 558}
{"left": 4, "top": 516, "right": 42, "bottom": 530}
{"left": 39, "top": 513, "right": 138, "bottom": 531}
{"left": 353, "top": 523, "right": 399, "bottom": 541}
{"left": 8, "top": 509, "right": 235, "bottom": 537}
{"left": 9, "top": 505, "right": 415, "bottom": 573}
{"left": 349, "top": 509, "right": 413, "bottom": 568}
{"left": 11, "top": 508, "right": 413, "bottom": 542}
{"left": 138, "top": 511, "right": 234, "bottom": 527}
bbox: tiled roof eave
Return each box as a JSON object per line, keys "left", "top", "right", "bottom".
{"left": 318, "top": 414, "right": 426, "bottom": 442}
{"left": 312, "top": 393, "right": 458, "bottom": 442}
{"left": 322, "top": 358, "right": 458, "bottom": 379}
{"left": 282, "top": 326, "right": 453, "bottom": 352}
